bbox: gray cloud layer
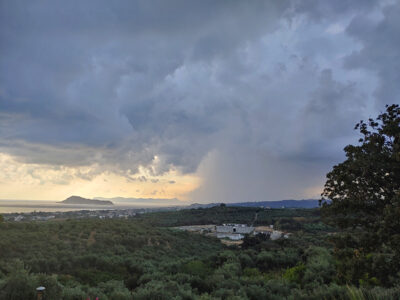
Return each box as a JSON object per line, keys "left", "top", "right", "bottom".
{"left": 1, "top": 0, "right": 399, "bottom": 202}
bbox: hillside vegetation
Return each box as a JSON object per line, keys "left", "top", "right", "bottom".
{"left": 0, "top": 206, "right": 399, "bottom": 299}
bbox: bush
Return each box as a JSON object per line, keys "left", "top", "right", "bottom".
{"left": 283, "top": 263, "right": 305, "bottom": 285}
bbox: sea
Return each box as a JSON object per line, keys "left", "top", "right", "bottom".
{"left": 0, "top": 200, "right": 145, "bottom": 214}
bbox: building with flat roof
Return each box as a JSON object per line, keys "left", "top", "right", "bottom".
{"left": 215, "top": 224, "right": 254, "bottom": 239}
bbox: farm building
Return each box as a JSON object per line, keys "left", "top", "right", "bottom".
{"left": 215, "top": 224, "right": 254, "bottom": 240}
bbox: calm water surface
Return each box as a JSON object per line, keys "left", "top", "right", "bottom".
{"left": 0, "top": 200, "right": 141, "bottom": 213}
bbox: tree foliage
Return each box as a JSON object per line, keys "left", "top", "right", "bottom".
{"left": 321, "top": 104, "right": 400, "bottom": 284}
{"left": 321, "top": 104, "right": 400, "bottom": 232}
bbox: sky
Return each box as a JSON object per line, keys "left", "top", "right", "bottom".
{"left": 0, "top": 0, "right": 399, "bottom": 203}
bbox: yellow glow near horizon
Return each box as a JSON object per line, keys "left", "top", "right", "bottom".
{"left": 303, "top": 184, "right": 323, "bottom": 199}
{"left": 0, "top": 152, "right": 200, "bottom": 202}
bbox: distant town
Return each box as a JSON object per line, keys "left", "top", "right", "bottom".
{"left": 2, "top": 198, "right": 320, "bottom": 222}
{"left": 2, "top": 204, "right": 294, "bottom": 245}
{"left": 3, "top": 206, "right": 169, "bottom": 222}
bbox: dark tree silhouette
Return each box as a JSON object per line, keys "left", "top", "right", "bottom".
{"left": 320, "top": 104, "right": 400, "bottom": 284}
{"left": 321, "top": 104, "right": 399, "bottom": 232}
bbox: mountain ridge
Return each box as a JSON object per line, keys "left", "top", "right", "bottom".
{"left": 187, "top": 199, "right": 320, "bottom": 209}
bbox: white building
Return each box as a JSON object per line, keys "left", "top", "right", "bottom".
{"left": 14, "top": 215, "right": 24, "bottom": 222}
{"left": 215, "top": 224, "right": 254, "bottom": 240}
{"left": 217, "top": 233, "right": 244, "bottom": 240}
{"left": 270, "top": 230, "right": 283, "bottom": 240}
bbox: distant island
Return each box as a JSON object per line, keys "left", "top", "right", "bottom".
{"left": 59, "top": 196, "right": 113, "bottom": 206}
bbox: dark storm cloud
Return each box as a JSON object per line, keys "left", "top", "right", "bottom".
{"left": 291, "top": 0, "right": 378, "bottom": 20}
{"left": 344, "top": 1, "right": 400, "bottom": 107}
{"left": 0, "top": 0, "right": 293, "bottom": 174}
{"left": 0, "top": 0, "right": 398, "bottom": 201}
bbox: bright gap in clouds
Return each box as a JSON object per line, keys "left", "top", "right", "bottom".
{"left": 0, "top": 153, "right": 199, "bottom": 201}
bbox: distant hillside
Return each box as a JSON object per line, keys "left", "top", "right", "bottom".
{"left": 187, "top": 199, "right": 320, "bottom": 209}
{"left": 59, "top": 196, "right": 113, "bottom": 205}
{"left": 229, "top": 199, "right": 320, "bottom": 208}
{"left": 187, "top": 203, "right": 221, "bottom": 209}
{"left": 95, "top": 197, "right": 180, "bottom": 205}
